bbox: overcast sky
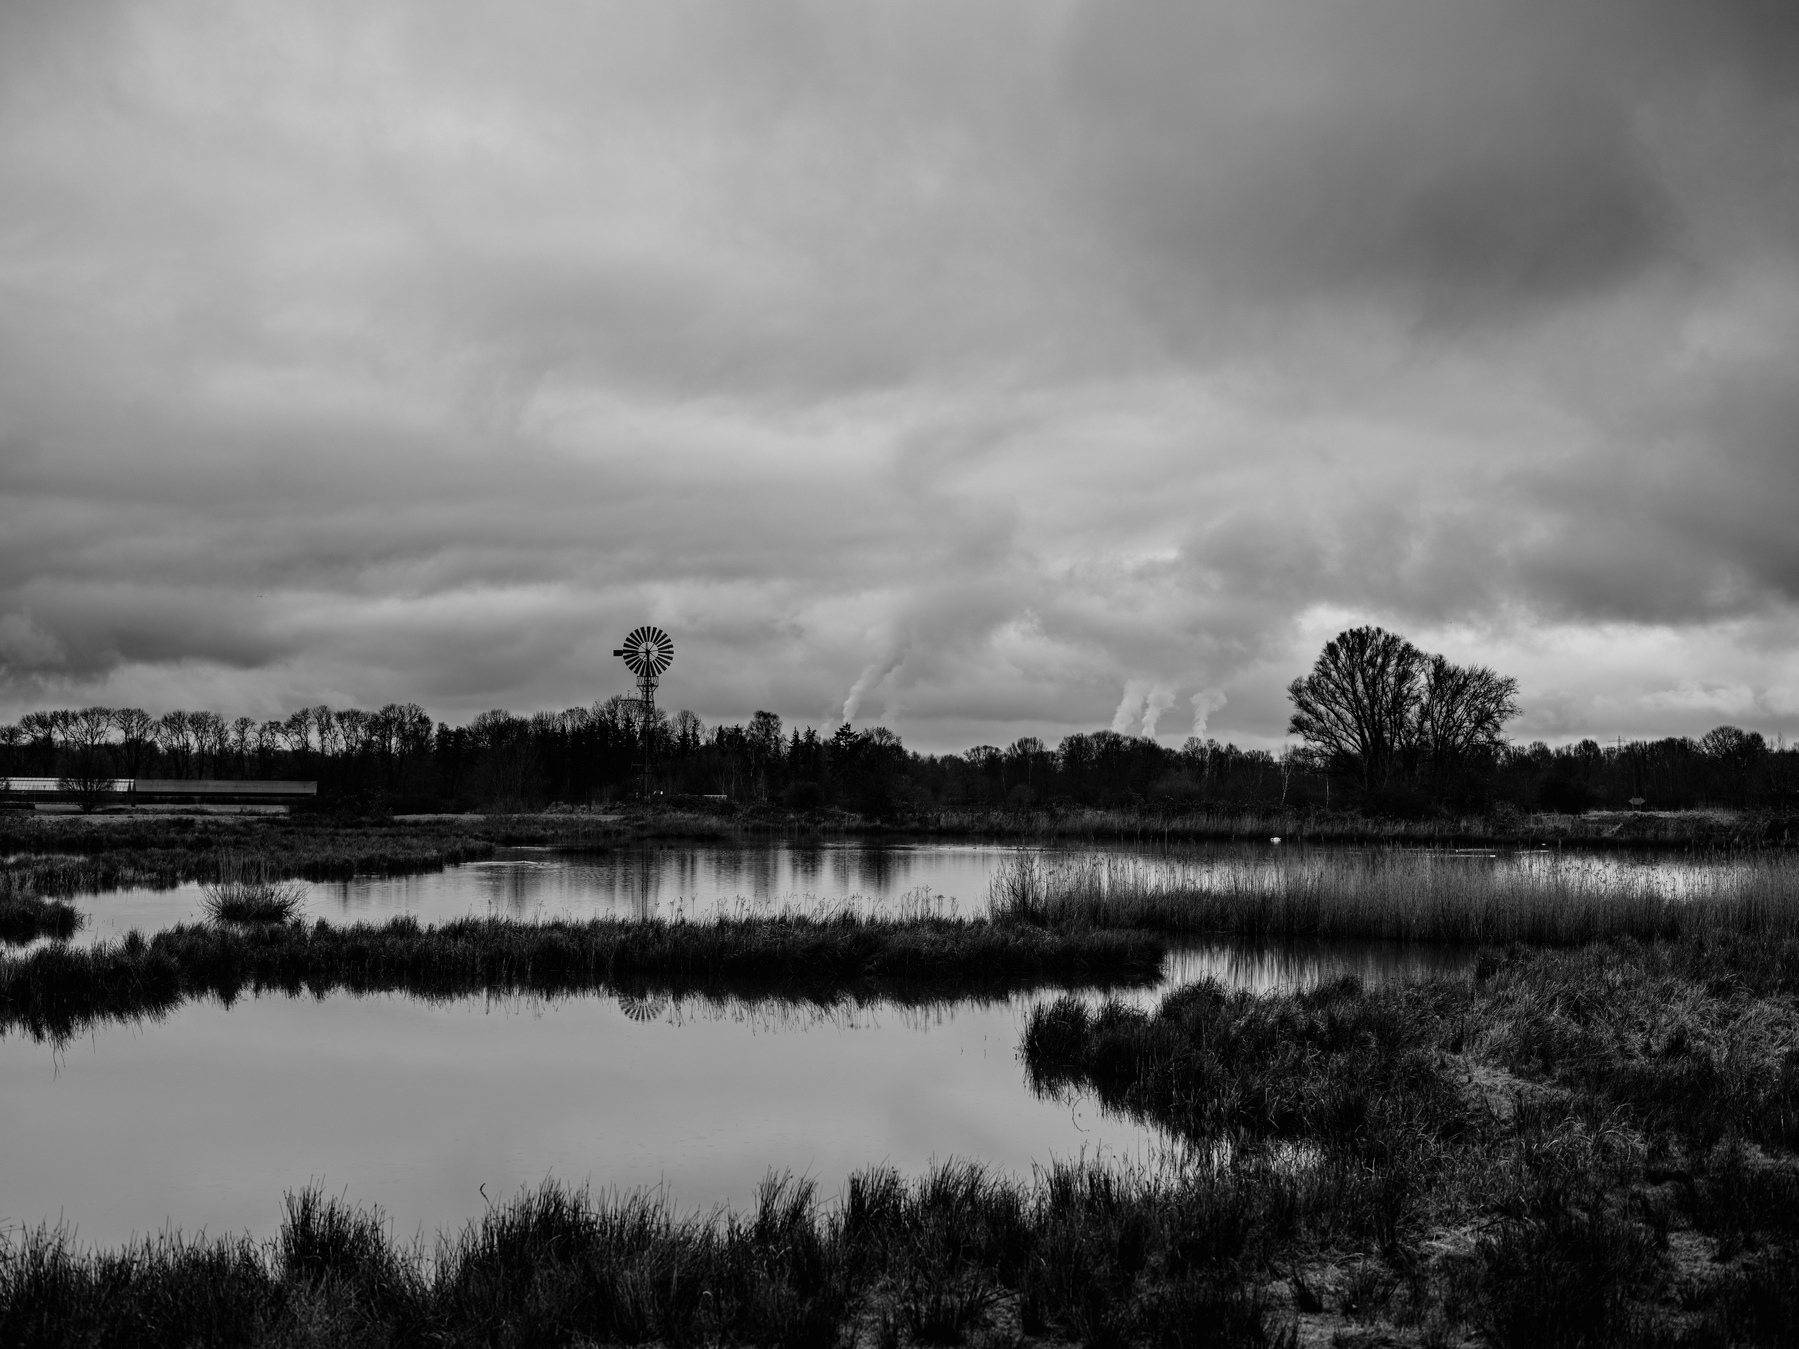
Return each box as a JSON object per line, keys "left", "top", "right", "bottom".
{"left": 2, "top": 1, "right": 1796, "bottom": 752}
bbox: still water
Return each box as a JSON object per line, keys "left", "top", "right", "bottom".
{"left": 0, "top": 988, "right": 1166, "bottom": 1248}
{"left": 5, "top": 844, "right": 1476, "bottom": 1247}
{"left": 64, "top": 842, "right": 1032, "bottom": 945}
{"left": 57, "top": 838, "right": 1753, "bottom": 949}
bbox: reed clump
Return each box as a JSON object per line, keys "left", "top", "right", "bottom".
{"left": 0, "top": 912, "right": 1167, "bottom": 1041}
{"left": 201, "top": 852, "right": 305, "bottom": 925}
{"left": 0, "top": 893, "right": 81, "bottom": 945}
{"left": 993, "top": 847, "right": 1799, "bottom": 945}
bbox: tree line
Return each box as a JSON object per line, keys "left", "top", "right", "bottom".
{"left": 2, "top": 628, "right": 1794, "bottom": 816}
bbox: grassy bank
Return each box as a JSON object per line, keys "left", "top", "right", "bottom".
{"left": 0, "top": 912, "right": 1165, "bottom": 1042}
{"left": 1019, "top": 931, "right": 1799, "bottom": 1346}
{"left": 995, "top": 847, "right": 1799, "bottom": 945}
{"left": 0, "top": 817, "right": 505, "bottom": 898}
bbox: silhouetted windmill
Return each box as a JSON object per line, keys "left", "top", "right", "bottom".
{"left": 614, "top": 626, "right": 673, "bottom": 798}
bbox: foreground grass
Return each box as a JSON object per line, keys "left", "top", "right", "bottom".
{"left": 995, "top": 847, "right": 1799, "bottom": 946}
{"left": 1, "top": 1163, "right": 1286, "bottom": 1349}
{"left": 1022, "top": 931, "right": 1799, "bottom": 1346}
{"left": 0, "top": 912, "right": 1166, "bottom": 1041}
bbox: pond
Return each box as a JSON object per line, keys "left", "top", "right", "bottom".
{"left": 3, "top": 842, "right": 1481, "bottom": 1248}
{"left": 61, "top": 841, "right": 1033, "bottom": 944}
{"left": 0, "top": 987, "right": 1169, "bottom": 1248}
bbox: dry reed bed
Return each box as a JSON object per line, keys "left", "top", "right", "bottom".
{"left": 908, "top": 805, "right": 1790, "bottom": 848}
{"left": 992, "top": 848, "right": 1799, "bottom": 945}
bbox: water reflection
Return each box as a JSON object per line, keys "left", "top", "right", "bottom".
{"left": 0, "top": 986, "right": 1171, "bottom": 1248}
{"left": 60, "top": 842, "right": 1025, "bottom": 945}
{"left": 57, "top": 840, "right": 1774, "bottom": 953}
{"left": 1159, "top": 937, "right": 1472, "bottom": 997}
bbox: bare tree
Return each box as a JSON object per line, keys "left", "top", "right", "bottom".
{"left": 672, "top": 710, "right": 704, "bottom": 754}
{"left": 1701, "top": 725, "right": 1767, "bottom": 806}
{"left": 1412, "top": 655, "right": 1520, "bottom": 768}
{"left": 157, "top": 711, "right": 197, "bottom": 778}
{"left": 189, "top": 711, "right": 228, "bottom": 777}
{"left": 229, "top": 716, "right": 256, "bottom": 777}
{"left": 279, "top": 708, "right": 316, "bottom": 764}
{"left": 312, "top": 706, "right": 341, "bottom": 759}
{"left": 336, "top": 709, "right": 372, "bottom": 758}
{"left": 19, "top": 711, "right": 60, "bottom": 774}
{"left": 256, "top": 720, "right": 283, "bottom": 775}
{"left": 112, "top": 708, "right": 157, "bottom": 783}
{"left": 58, "top": 706, "right": 119, "bottom": 811}
{"left": 1286, "top": 627, "right": 1425, "bottom": 790}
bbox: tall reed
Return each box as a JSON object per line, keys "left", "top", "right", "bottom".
{"left": 991, "top": 847, "right": 1799, "bottom": 945}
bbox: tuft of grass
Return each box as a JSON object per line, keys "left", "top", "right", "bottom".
{"left": 994, "top": 847, "right": 1799, "bottom": 946}
{"left": 201, "top": 853, "right": 305, "bottom": 925}
{"left": 0, "top": 894, "right": 80, "bottom": 945}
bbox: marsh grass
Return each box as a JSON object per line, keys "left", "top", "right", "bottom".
{"left": 1018, "top": 932, "right": 1799, "bottom": 1345}
{"left": 994, "top": 847, "right": 1799, "bottom": 945}
{"left": 0, "top": 818, "right": 502, "bottom": 903}
{"left": 0, "top": 911, "right": 1167, "bottom": 1041}
{"left": 0, "top": 894, "right": 80, "bottom": 945}
{"left": 0, "top": 1163, "right": 1291, "bottom": 1349}
{"left": 202, "top": 853, "right": 305, "bottom": 924}
{"left": 911, "top": 805, "right": 1779, "bottom": 849}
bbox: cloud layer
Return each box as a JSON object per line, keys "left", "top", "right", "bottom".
{"left": 1, "top": 0, "right": 1796, "bottom": 748}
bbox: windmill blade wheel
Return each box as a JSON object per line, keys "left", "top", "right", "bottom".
{"left": 614, "top": 625, "right": 674, "bottom": 678}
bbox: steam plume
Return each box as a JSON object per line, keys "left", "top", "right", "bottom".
{"left": 1189, "top": 688, "right": 1228, "bottom": 737}
{"left": 1140, "top": 684, "right": 1177, "bottom": 738}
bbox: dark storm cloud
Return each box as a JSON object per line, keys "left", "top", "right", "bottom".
{"left": 0, "top": 0, "right": 1796, "bottom": 744}
{"left": 1066, "top": 2, "right": 1670, "bottom": 324}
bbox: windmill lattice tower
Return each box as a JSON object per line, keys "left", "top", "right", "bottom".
{"left": 613, "top": 626, "right": 673, "bottom": 798}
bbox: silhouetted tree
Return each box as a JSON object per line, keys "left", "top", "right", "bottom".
{"left": 1701, "top": 725, "right": 1767, "bottom": 807}
{"left": 1287, "top": 627, "right": 1425, "bottom": 790}
{"left": 112, "top": 708, "right": 157, "bottom": 783}
{"left": 58, "top": 706, "right": 118, "bottom": 810}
